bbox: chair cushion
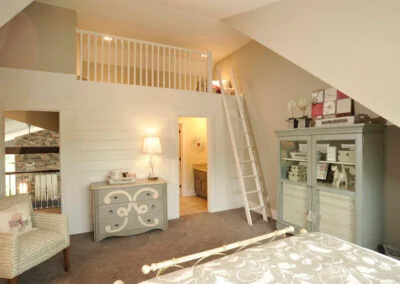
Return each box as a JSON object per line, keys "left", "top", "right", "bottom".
{"left": 18, "top": 228, "right": 67, "bottom": 274}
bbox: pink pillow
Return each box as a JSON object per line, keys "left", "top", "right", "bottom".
{"left": 0, "top": 203, "right": 33, "bottom": 234}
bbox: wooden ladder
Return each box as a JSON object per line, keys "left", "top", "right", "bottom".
{"left": 216, "top": 66, "right": 270, "bottom": 225}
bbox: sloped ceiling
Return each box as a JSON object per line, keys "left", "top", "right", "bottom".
{"left": 0, "top": 0, "right": 34, "bottom": 27}
{"left": 225, "top": 0, "right": 400, "bottom": 126}
{"left": 35, "top": 0, "right": 278, "bottom": 62}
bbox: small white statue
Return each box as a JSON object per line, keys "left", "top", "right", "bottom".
{"left": 331, "top": 164, "right": 348, "bottom": 188}
{"left": 287, "top": 100, "right": 297, "bottom": 118}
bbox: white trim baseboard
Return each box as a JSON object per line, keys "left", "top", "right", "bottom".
{"left": 271, "top": 208, "right": 278, "bottom": 220}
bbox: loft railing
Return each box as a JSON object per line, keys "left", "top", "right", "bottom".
{"left": 5, "top": 170, "right": 61, "bottom": 209}
{"left": 76, "top": 29, "right": 213, "bottom": 92}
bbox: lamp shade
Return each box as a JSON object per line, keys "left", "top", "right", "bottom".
{"left": 143, "top": 137, "right": 161, "bottom": 154}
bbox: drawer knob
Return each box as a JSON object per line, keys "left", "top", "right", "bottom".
{"left": 147, "top": 219, "right": 151, "bottom": 222}
{"left": 114, "top": 224, "right": 119, "bottom": 227}
{"left": 109, "top": 210, "right": 113, "bottom": 214}
{"left": 113, "top": 196, "right": 118, "bottom": 200}
{"left": 151, "top": 205, "right": 155, "bottom": 209}
{"left": 146, "top": 192, "right": 151, "bottom": 196}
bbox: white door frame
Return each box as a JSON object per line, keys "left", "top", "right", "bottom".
{"left": 176, "top": 114, "right": 215, "bottom": 215}
{"left": 0, "top": 110, "right": 4, "bottom": 197}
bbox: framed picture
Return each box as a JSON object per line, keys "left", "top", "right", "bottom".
{"left": 317, "top": 163, "right": 329, "bottom": 181}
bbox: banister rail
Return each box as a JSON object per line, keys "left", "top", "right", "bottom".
{"left": 76, "top": 29, "right": 213, "bottom": 93}
{"left": 5, "top": 170, "right": 61, "bottom": 209}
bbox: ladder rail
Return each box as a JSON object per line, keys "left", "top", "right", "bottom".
{"left": 217, "top": 66, "right": 253, "bottom": 225}
{"left": 217, "top": 65, "right": 270, "bottom": 225}
{"left": 230, "top": 69, "right": 269, "bottom": 221}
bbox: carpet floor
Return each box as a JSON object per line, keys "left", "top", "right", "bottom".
{"left": 2, "top": 209, "right": 275, "bottom": 284}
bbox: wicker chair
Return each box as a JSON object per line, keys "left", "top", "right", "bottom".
{"left": 0, "top": 194, "right": 70, "bottom": 284}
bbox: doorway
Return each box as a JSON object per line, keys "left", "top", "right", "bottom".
{"left": 3, "top": 110, "right": 61, "bottom": 213}
{"left": 178, "top": 116, "right": 208, "bottom": 216}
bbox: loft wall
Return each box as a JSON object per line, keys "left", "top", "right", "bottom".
{"left": 0, "top": 67, "right": 242, "bottom": 234}
{"left": 0, "top": 2, "right": 76, "bottom": 74}
{"left": 215, "top": 40, "right": 400, "bottom": 247}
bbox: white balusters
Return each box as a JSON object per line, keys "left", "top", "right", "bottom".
{"left": 127, "top": 41, "right": 130, "bottom": 85}
{"left": 76, "top": 29, "right": 212, "bottom": 92}
{"left": 121, "top": 40, "right": 124, "bottom": 84}
{"left": 94, "top": 35, "right": 97, "bottom": 81}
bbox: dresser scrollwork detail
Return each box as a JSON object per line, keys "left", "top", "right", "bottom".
{"left": 91, "top": 180, "right": 168, "bottom": 242}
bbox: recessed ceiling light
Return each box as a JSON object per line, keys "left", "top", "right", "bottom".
{"left": 104, "top": 36, "right": 112, "bottom": 41}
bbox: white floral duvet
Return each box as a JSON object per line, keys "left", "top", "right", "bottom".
{"left": 140, "top": 232, "right": 400, "bottom": 283}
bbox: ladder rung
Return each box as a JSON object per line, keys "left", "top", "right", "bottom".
{"left": 246, "top": 190, "right": 260, "bottom": 194}
{"left": 224, "top": 104, "right": 239, "bottom": 109}
{"left": 250, "top": 205, "right": 264, "bottom": 211}
{"left": 237, "top": 145, "right": 253, "bottom": 149}
{"left": 243, "top": 174, "right": 258, "bottom": 178}
{"left": 239, "top": 159, "right": 254, "bottom": 163}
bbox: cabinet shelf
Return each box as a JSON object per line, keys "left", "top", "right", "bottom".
{"left": 316, "top": 160, "right": 356, "bottom": 166}
{"left": 281, "top": 158, "right": 307, "bottom": 162}
{"left": 280, "top": 179, "right": 307, "bottom": 187}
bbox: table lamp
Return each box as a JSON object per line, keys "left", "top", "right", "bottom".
{"left": 143, "top": 137, "right": 161, "bottom": 180}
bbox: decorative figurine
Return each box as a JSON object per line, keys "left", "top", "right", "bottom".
{"left": 331, "top": 164, "right": 348, "bottom": 188}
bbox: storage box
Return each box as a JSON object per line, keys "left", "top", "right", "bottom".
{"left": 299, "top": 144, "right": 308, "bottom": 153}
{"left": 338, "top": 150, "right": 356, "bottom": 163}
{"left": 290, "top": 152, "right": 307, "bottom": 160}
{"left": 290, "top": 165, "right": 307, "bottom": 173}
{"left": 315, "top": 116, "right": 355, "bottom": 127}
{"left": 327, "top": 146, "right": 337, "bottom": 162}
{"left": 288, "top": 171, "right": 307, "bottom": 182}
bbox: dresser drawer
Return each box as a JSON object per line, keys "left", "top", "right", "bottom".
{"left": 97, "top": 184, "right": 164, "bottom": 205}
{"left": 98, "top": 212, "right": 164, "bottom": 236}
{"left": 98, "top": 200, "right": 163, "bottom": 219}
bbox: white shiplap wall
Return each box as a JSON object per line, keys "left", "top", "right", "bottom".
{"left": 0, "top": 67, "right": 243, "bottom": 234}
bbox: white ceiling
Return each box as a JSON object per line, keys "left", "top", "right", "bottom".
{"left": 35, "top": 0, "right": 278, "bottom": 62}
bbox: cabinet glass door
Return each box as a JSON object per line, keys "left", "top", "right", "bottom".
{"left": 280, "top": 140, "right": 309, "bottom": 184}
{"left": 279, "top": 139, "right": 311, "bottom": 230}
{"left": 314, "top": 138, "right": 357, "bottom": 192}
{"left": 314, "top": 136, "right": 357, "bottom": 242}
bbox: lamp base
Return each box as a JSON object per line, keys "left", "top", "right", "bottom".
{"left": 148, "top": 176, "right": 159, "bottom": 181}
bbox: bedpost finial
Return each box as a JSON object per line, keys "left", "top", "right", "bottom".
{"left": 142, "top": 264, "right": 152, "bottom": 274}
{"left": 299, "top": 228, "right": 308, "bottom": 234}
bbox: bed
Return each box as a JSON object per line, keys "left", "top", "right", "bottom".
{"left": 139, "top": 227, "right": 400, "bottom": 283}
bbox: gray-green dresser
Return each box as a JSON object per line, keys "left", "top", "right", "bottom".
{"left": 90, "top": 179, "right": 168, "bottom": 242}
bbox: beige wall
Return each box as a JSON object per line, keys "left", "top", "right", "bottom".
{"left": 0, "top": 2, "right": 76, "bottom": 74}
{"left": 4, "top": 110, "right": 59, "bottom": 133}
{"left": 215, "top": 40, "right": 400, "bottom": 246}
{"left": 178, "top": 117, "right": 208, "bottom": 196}
{"left": 215, "top": 41, "right": 330, "bottom": 211}
{"left": 226, "top": 0, "right": 400, "bottom": 127}
{"left": 383, "top": 126, "right": 400, "bottom": 247}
